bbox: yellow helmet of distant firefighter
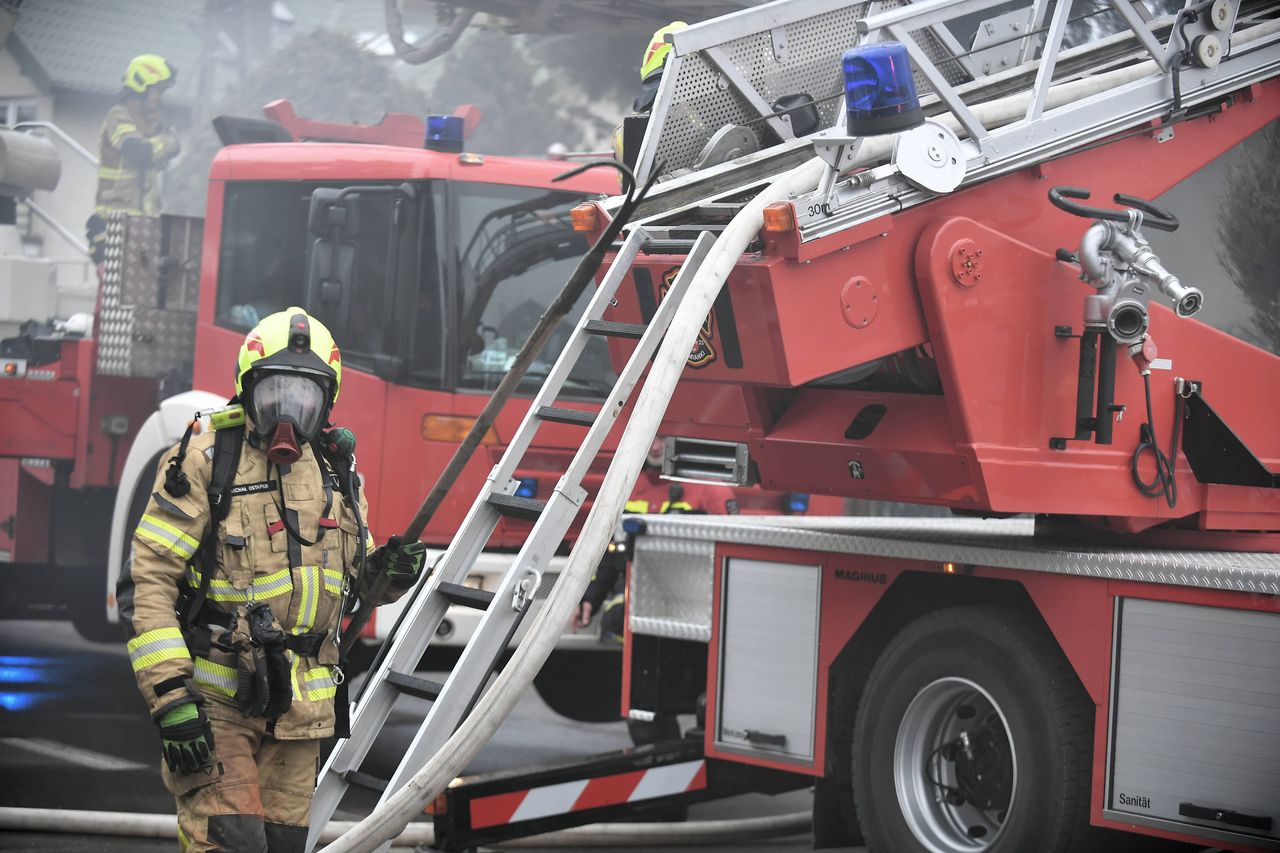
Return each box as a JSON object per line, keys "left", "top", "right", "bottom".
{"left": 123, "top": 54, "right": 176, "bottom": 94}
{"left": 640, "top": 21, "right": 688, "bottom": 82}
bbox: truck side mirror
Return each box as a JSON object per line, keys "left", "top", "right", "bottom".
{"left": 306, "top": 188, "right": 362, "bottom": 309}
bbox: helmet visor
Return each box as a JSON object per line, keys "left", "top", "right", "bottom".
{"left": 250, "top": 373, "right": 328, "bottom": 440}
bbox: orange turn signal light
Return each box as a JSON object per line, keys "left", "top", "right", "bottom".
{"left": 3, "top": 362, "right": 16, "bottom": 376}
{"left": 762, "top": 201, "right": 796, "bottom": 233}
{"left": 571, "top": 203, "right": 600, "bottom": 232}
{"left": 421, "top": 414, "right": 498, "bottom": 444}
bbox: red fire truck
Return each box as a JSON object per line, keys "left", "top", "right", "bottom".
{"left": 0, "top": 101, "right": 837, "bottom": 721}
{"left": 386, "top": 2, "right": 1280, "bottom": 852}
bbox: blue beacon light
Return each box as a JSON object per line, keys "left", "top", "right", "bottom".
{"left": 842, "top": 42, "right": 924, "bottom": 136}
{"left": 425, "top": 115, "right": 465, "bottom": 152}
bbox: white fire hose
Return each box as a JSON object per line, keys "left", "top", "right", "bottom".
{"left": 0, "top": 807, "right": 811, "bottom": 848}
{"left": 323, "top": 155, "right": 830, "bottom": 852}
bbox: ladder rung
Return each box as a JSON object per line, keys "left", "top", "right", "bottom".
{"left": 642, "top": 238, "right": 698, "bottom": 254}
{"left": 343, "top": 769, "right": 388, "bottom": 792}
{"left": 438, "top": 581, "right": 496, "bottom": 610}
{"left": 385, "top": 670, "right": 444, "bottom": 701}
{"left": 584, "top": 319, "right": 646, "bottom": 339}
{"left": 487, "top": 493, "right": 547, "bottom": 521}
{"left": 536, "top": 405, "right": 596, "bottom": 426}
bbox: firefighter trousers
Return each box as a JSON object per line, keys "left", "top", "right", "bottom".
{"left": 162, "top": 701, "right": 320, "bottom": 853}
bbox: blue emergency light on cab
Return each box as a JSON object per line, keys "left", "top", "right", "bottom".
{"left": 425, "top": 115, "right": 465, "bottom": 152}
{"left": 842, "top": 42, "right": 924, "bottom": 136}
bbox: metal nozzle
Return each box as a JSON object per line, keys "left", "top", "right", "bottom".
{"left": 1174, "top": 287, "right": 1203, "bottom": 318}
{"left": 1108, "top": 301, "right": 1148, "bottom": 344}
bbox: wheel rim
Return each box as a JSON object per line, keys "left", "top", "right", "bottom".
{"left": 893, "top": 677, "right": 1016, "bottom": 853}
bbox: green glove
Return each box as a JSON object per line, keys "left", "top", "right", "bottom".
{"left": 371, "top": 535, "right": 429, "bottom": 589}
{"left": 157, "top": 701, "right": 215, "bottom": 775}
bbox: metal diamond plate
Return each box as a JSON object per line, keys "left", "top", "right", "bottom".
{"left": 628, "top": 516, "right": 1280, "bottom": 640}
{"left": 96, "top": 214, "right": 199, "bottom": 378}
{"left": 99, "top": 212, "right": 127, "bottom": 310}
{"left": 96, "top": 305, "right": 133, "bottom": 376}
{"left": 630, "top": 535, "right": 716, "bottom": 642}
{"left": 121, "top": 215, "right": 162, "bottom": 308}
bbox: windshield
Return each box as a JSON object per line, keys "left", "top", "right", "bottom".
{"left": 453, "top": 183, "right": 616, "bottom": 398}
{"left": 216, "top": 177, "right": 613, "bottom": 397}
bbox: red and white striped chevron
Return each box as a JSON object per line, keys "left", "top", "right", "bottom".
{"left": 469, "top": 759, "right": 708, "bottom": 829}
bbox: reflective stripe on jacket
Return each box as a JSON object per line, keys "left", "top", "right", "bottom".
{"left": 118, "top": 431, "right": 402, "bottom": 739}
{"left": 95, "top": 101, "right": 179, "bottom": 215}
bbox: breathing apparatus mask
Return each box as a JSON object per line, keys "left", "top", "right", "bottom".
{"left": 248, "top": 371, "right": 330, "bottom": 465}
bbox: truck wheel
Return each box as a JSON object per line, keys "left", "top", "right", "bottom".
{"left": 533, "top": 650, "right": 622, "bottom": 723}
{"left": 852, "top": 606, "right": 1093, "bottom": 853}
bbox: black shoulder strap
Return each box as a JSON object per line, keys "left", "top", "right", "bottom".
{"left": 207, "top": 424, "right": 245, "bottom": 526}
{"left": 182, "top": 424, "right": 244, "bottom": 628}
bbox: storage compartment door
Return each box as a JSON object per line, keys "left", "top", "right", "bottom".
{"left": 1108, "top": 598, "right": 1280, "bottom": 847}
{"left": 715, "top": 558, "right": 820, "bottom": 765}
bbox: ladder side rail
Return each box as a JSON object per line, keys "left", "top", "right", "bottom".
{"left": 370, "top": 233, "right": 716, "bottom": 821}
{"left": 1019, "top": 0, "right": 1052, "bottom": 64}
{"left": 561, "top": 232, "right": 718, "bottom": 486}
{"left": 488, "top": 226, "right": 650, "bottom": 484}
{"left": 1026, "top": 0, "right": 1075, "bottom": 122}
{"left": 634, "top": 49, "right": 686, "bottom": 187}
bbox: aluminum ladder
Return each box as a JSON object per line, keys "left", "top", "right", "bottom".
{"left": 305, "top": 227, "right": 717, "bottom": 851}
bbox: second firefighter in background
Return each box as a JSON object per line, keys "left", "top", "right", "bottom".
{"left": 87, "top": 54, "right": 182, "bottom": 263}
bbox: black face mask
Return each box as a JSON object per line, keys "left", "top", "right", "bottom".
{"left": 249, "top": 374, "right": 328, "bottom": 465}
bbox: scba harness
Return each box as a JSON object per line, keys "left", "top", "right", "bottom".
{"left": 162, "top": 406, "right": 365, "bottom": 726}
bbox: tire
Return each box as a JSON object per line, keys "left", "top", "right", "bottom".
{"left": 627, "top": 713, "right": 680, "bottom": 746}
{"left": 852, "top": 605, "right": 1094, "bottom": 853}
{"left": 532, "top": 649, "right": 623, "bottom": 723}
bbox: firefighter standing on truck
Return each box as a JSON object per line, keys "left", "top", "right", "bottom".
{"left": 612, "top": 21, "right": 688, "bottom": 168}
{"left": 117, "top": 308, "right": 428, "bottom": 852}
{"left": 86, "top": 54, "right": 182, "bottom": 263}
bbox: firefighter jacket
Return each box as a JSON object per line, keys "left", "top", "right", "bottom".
{"left": 119, "top": 430, "right": 398, "bottom": 740}
{"left": 95, "top": 99, "right": 180, "bottom": 216}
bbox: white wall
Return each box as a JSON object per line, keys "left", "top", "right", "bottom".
{"left": 0, "top": 49, "right": 100, "bottom": 317}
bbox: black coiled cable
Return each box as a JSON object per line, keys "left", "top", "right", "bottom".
{"left": 1131, "top": 373, "right": 1183, "bottom": 508}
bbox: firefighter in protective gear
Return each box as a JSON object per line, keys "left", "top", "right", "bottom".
{"left": 612, "top": 21, "right": 689, "bottom": 169}
{"left": 572, "top": 439, "right": 734, "bottom": 638}
{"left": 87, "top": 54, "right": 182, "bottom": 262}
{"left": 118, "top": 307, "right": 428, "bottom": 853}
